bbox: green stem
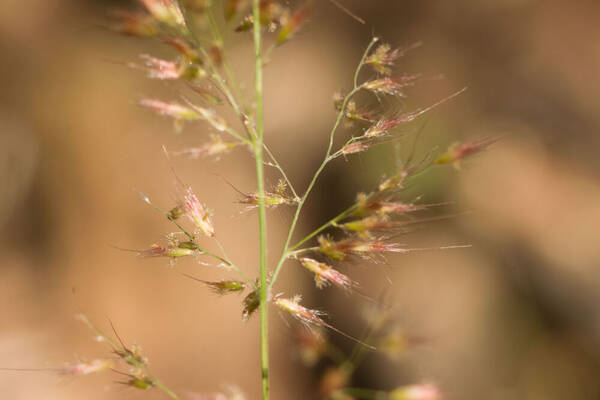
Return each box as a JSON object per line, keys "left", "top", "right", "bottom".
{"left": 268, "top": 38, "right": 379, "bottom": 290}
{"left": 155, "top": 379, "right": 180, "bottom": 399}
{"left": 252, "top": 1, "right": 269, "bottom": 399}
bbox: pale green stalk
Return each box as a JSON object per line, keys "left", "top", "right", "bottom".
{"left": 251, "top": 1, "right": 269, "bottom": 399}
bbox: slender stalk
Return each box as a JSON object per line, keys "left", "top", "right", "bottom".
{"left": 155, "top": 379, "right": 180, "bottom": 399}
{"left": 268, "top": 37, "right": 379, "bottom": 290}
{"left": 251, "top": 1, "right": 269, "bottom": 399}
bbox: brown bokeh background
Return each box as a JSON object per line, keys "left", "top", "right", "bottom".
{"left": 2, "top": 0, "right": 600, "bottom": 399}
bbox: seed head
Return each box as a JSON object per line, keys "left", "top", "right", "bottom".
{"left": 183, "top": 274, "right": 246, "bottom": 295}
{"left": 172, "top": 135, "right": 239, "bottom": 159}
{"left": 338, "top": 216, "right": 393, "bottom": 235}
{"left": 124, "top": 375, "right": 156, "bottom": 390}
{"left": 389, "top": 383, "right": 441, "bottom": 400}
{"left": 137, "top": 243, "right": 196, "bottom": 259}
{"left": 275, "top": 295, "right": 326, "bottom": 328}
{"left": 299, "top": 258, "right": 355, "bottom": 290}
{"left": 317, "top": 235, "right": 416, "bottom": 260}
{"left": 434, "top": 137, "right": 498, "bottom": 169}
{"left": 353, "top": 194, "right": 426, "bottom": 217}
{"left": 365, "top": 42, "right": 422, "bottom": 76}
{"left": 340, "top": 140, "right": 372, "bottom": 156}
{"left": 139, "top": 0, "right": 186, "bottom": 28}
{"left": 344, "top": 100, "right": 378, "bottom": 123}
{"left": 180, "top": 187, "right": 215, "bottom": 237}
{"left": 363, "top": 75, "right": 421, "bottom": 97}
{"left": 242, "top": 284, "right": 261, "bottom": 321}
{"left": 140, "top": 99, "right": 200, "bottom": 121}
{"left": 365, "top": 88, "right": 467, "bottom": 138}
{"left": 239, "top": 180, "right": 296, "bottom": 210}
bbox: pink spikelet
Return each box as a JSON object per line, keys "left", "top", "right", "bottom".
{"left": 364, "top": 88, "right": 467, "bottom": 138}
{"left": 298, "top": 258, "right": 355, "bottom": 290}
{"left": 139, "top": 0, "right": 186, "bottom": 28}
{"left": 181, "top": 186, "right": 215, "bottom": 237}
{"left": 140, "top": 99, "right": 199, "bottom": 120}
{"left": 434, "top": 136, "right": 499, "bottom": 169}
{"left": 275, "top": 295, "right": 375, "bottom": 349}
{"left": 138, "top": 55, "right": 181, "bottom": 80}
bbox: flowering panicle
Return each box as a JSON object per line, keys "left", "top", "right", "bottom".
{"left": 298, "top": 257, "right": 355, "bottom": 290}
{"left": 183, "top": 273, "right": 246, "bottom": 295}
{"left": 172, "top": 135, "right": 239, "bottom": 159}
{"left": 105, "top": 2, "right": 482, "bottom": 396}
{"left": 389, "top": 383, "right": 441, "bottom": 400}
{"left": 139, "top": 0, "right": 187, "bottom": 28}
{"left": 365, "top": 42, "right": 422, "bottom": 76}
{"left": 434, "top": 137, "right": 498, "bottom": 169}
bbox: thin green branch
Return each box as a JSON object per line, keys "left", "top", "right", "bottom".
{"left": 143, "top": 198, "right": 249, "bottom": 282}
{"left": 263, "top": 143, "right": 300, "bottom": 200}
{"left": 205, "top": 3, "right": 246, "bottom": 107}
{"left": 268, "top": 37, "right": 379, "bottom": 290}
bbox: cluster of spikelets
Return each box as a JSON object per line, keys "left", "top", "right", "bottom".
{"left": 46, "top": 1, "right": 495, "bottom": 399}
{"left": 288, "top": 300, "right": 442, "bottom": 400}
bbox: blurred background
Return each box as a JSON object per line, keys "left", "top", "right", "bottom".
{"left": 1, "top": 0, "right": 600, "bottom": 399}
